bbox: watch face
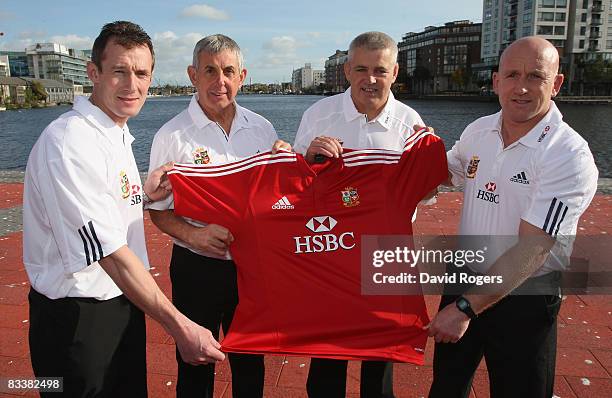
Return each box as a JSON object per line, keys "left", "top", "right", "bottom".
{"left": 457, "top": 298, "right": 468, "bottom": 310}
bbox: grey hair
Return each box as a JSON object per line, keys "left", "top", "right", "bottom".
{"left": 348, "top": 31, "right": 398, "bottom": 63}
{"left": 192, "top": 34, "right": 244, "bottom": 70}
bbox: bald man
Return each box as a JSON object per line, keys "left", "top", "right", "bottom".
{"left": 427, "top": 37, "right": 598, "bottom": 397}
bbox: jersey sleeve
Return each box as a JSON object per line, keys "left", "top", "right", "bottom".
{"left": 293, "top": 109, "right": 314, "bottom": 155}
{"left": 522, "top": 147, "right": 598, "bottom": 239}
{"left": 168, "top": 160, "right": 256, "bottom": 231}
{"left": 37, "top": 133, "right": 127, "bottom": 274}
{"left": 395, "top": 130, "right": 449, "bottom": 211}
{"left": 446, "top": 138, "right": 465, "bottom": 187}
{"left": 146, "top": 129, "right": 175, "bottom": 211}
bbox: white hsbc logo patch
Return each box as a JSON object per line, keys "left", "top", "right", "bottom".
{"left": 294, "top": 216, "right": 355, "bottom": 254}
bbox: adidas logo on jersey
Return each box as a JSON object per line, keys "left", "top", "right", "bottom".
{"left": 272, "top": 196, "right": 294, "bottom": 209}
{"left": 510, "top": 171, "right": 530, "bottom": 184}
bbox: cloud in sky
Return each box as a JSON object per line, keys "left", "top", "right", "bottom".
{"left": 180, "top": 4, "right": 229, "bottom": 20}
{"left": 0, "top": 11, "right": 13, "bottom": 21}
{"left": 151, "top": 31, "right": 203, "bottom": 85}
{"left": 48, "top": 34, "right": 93, "bottom": 50}
{"left": 256, "top": 36, "right": 306, "bottom": 67}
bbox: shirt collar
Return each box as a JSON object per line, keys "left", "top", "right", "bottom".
{"left": 342, "top": 87, "right": 394, "bottom": 129}
{"left": 72, "top": 96, "right": 134, "bottom": 145}
{"left": 188, "top": 93, "right": 248, "bottom": 133}
{"left": 494, "top": 101, "right": 563, "bottom": 148}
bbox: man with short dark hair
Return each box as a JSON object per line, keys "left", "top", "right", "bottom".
{"left": 23, "top": 21, "right": 224, "bottom": 397}
{"left": 294, "top": 31, "right": 428, "bottom": 398}
{"left": 427, "top": 36, "right": 598, "bottom": 398}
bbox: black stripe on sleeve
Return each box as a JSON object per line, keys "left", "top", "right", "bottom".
{"left": 87, "top": 221, "right": 104, "bottom": 259}
{"left": 78, "top": 228, "right": 91, "bottom": 266}
{"left": 543, "top": 197, "right": 557, "bottom": 233}
{"left": 554, "top": 205, "right": 569, "bottom": 237}
{"left": 81, "top": 225, "right": 98, "bottom": 262}
{"left": 548, "top": 201, "right": 564, "bottom": 235}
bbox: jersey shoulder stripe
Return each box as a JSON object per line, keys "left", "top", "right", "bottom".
{"left": 170, "top": 152, "right": 297, "bottom": 178}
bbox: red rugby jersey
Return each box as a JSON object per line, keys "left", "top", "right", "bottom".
{"left": 168, "top": 129, "right": 448, "bottom": 363}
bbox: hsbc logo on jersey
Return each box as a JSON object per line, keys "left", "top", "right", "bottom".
{"left": 294, "top": 216, "right": 355, "bottom": 254}
{"left": 476, "top": 182, "right": 500, "bottom": 204}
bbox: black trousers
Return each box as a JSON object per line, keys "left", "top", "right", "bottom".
{"left": 429, "top": 273, "right": 562, "bottom": 398}
{"left": 306, "top": 359, "right": 394, "bottom": 398}
{"left": 28, "top": 288, "right": 147, "bottom": 398}
{"left": 170, "top": 244, "right": 264, "bottom": 398}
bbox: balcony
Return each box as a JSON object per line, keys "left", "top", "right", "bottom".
{"left": 590, "top": 19, "right": 602, "bottom": 26}
{"left": 589, "top": 31, "right": 602, "bottom": 39}
{"left": 591, "top": 5, "right": 603, "bottom": 12}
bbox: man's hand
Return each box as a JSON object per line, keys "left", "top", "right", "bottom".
{"left": 144, "top": 162, "right": 174, "bottom": 202}
{"left": 426, "top": 302, "right": 470, "bottom": 343}
{"left": 305, "top": 136, "right": 343, "bottom": 163}
{"left": 187, "top": 224, "right": 234, "bottom": 256}
{"left": 173, "top": 316, "right": 225, "bottom": 365}
{"left": 272, "top": 139, "right": 292, "bottom": 154}
{"left": 413, "top": 124, "right": 435, "bottom": 135}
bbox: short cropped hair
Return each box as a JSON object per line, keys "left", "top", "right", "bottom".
{"left": 91, "top": 21, "right": 155, "bottom": 71}
{"left": 192, "top": 34, "right": 243, "bottom": 70}
{"left": 348, "top": 31, "right": 398, "bottom": 63}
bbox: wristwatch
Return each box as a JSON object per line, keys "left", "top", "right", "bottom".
{"left": 455, "top": 296, "right": 477, "bottom": 319}
{"left": 142, "top": 191, "right": 153, "bottom": 205}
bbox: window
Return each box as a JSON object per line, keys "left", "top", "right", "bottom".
{"left": 556, "top": 0, "right": 567, "bottom": 6}
{"left": 541, "top": 0, "right": 555, "bottom": 7}
{"left": 524, "top": 13, "right": 533, "bottom": 23}
{"left": 582, "top": 0, "right": 589, "bottom": 9}
{"left": 537, "top": 25, "right": 554, "bottom": 34}
{"left": 579, "top": 39, "right": 585, "bottom": 48}
{"left": 523, "top": 26, "right": 532, "bottom": 36}
{"left": 554, "top": 26, "right": 565, "bottom": 35}
{"left": 539, "top": 12, "right": 555, "bottom": 21}
{"left": 581, "top": 26, "right": 587, "bottom": 35}
{"left": 581, "top": 13, "right": 587, "bottom": 22}
{"left": 555, "top": 12, "right": 566, "bottom": 21}
{"left": 524, "top": 0, "right": 533, "bottom": 9}
{"left": 607, "top": 40, "right": 612, "bottom": 49}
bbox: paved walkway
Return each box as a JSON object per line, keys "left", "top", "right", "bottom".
{"left": 0, "top": 182, "right": 610, "bottom": 397}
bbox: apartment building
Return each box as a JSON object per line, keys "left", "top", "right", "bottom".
{"left": 26, "top": 43, "right": 91, "bottom": 87}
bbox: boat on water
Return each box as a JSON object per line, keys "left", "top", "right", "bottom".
{"left": 0, "top": 106, "right": 6, "bottom": 111}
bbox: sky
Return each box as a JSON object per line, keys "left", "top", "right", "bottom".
{"left": 0, "top": 0, "right": 483, "bottom": 84}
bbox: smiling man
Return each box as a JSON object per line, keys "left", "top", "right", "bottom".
{"left": 23, "top": 21, "right": 225, "bottom": 397}
{"left": 147, "top": 34, "right": 287, "bottom": 398}
{"left": 293, "top": 31, "right": 428, "bottom": 398}
{"left": 427, "top": 36, "right": 598, "bottom": 398}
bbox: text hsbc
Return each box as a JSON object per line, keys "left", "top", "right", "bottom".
{"left": 294, "top": 232, "right": 356, "bottom": 254}
{"left": 476, "top": 190, "right": 499, "bottom": 204}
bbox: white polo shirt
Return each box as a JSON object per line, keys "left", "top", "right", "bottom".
{"left": 447, "top": 102, "right": 598, "bottom": 276}
{"left": 293, "top": 87, "right": 430, "bottom": 216}
{"left": 293, "top": 87, "right": 424, "bottom": 154}
{"left": 147, "top": 94, "right": 278, "bottom": 259}
{"left": 23, "top": 96, "right": 149, "bottom": 300}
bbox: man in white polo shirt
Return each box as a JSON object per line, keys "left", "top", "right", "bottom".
{"left": 293, "top": 31, "right": 429, "bottom": 398}
{"left": 147, "top": 34, "right": 287, "bottom": 398}
{"left": 427, "top": 37, "right": 598, "bottom": 397}
{"left": 23, "top": 21, "right": 224, "bottom": 397}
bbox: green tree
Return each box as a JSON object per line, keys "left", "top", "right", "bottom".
{"left": 30, "top": 81, "right": 47, "bottom": 102}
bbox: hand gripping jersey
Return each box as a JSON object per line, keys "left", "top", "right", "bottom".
{"left": 168, "top": 129, "right": 448, "bottom": 363}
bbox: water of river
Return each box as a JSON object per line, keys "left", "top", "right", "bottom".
{"left": 0, "top": 95, "right": 610, "bottom": 176}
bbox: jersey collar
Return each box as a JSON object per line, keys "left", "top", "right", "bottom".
{"left": 342, "top": 87, "right": 394, "bottom": 129}
{"left": 72, "top": 96, "right": 134, "bottom": 145}
{"left": 493, "top": 101, "right": 563, "bottom": 148}
{"left": 188, "top": 93, "right": 249, "bottom": 134}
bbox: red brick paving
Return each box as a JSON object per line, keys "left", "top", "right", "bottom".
{"left": 0, "top": 188, "right": 610, "bottom": 397}
{"left": 0, "top": 184, "right": 23, "bottom": 210}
